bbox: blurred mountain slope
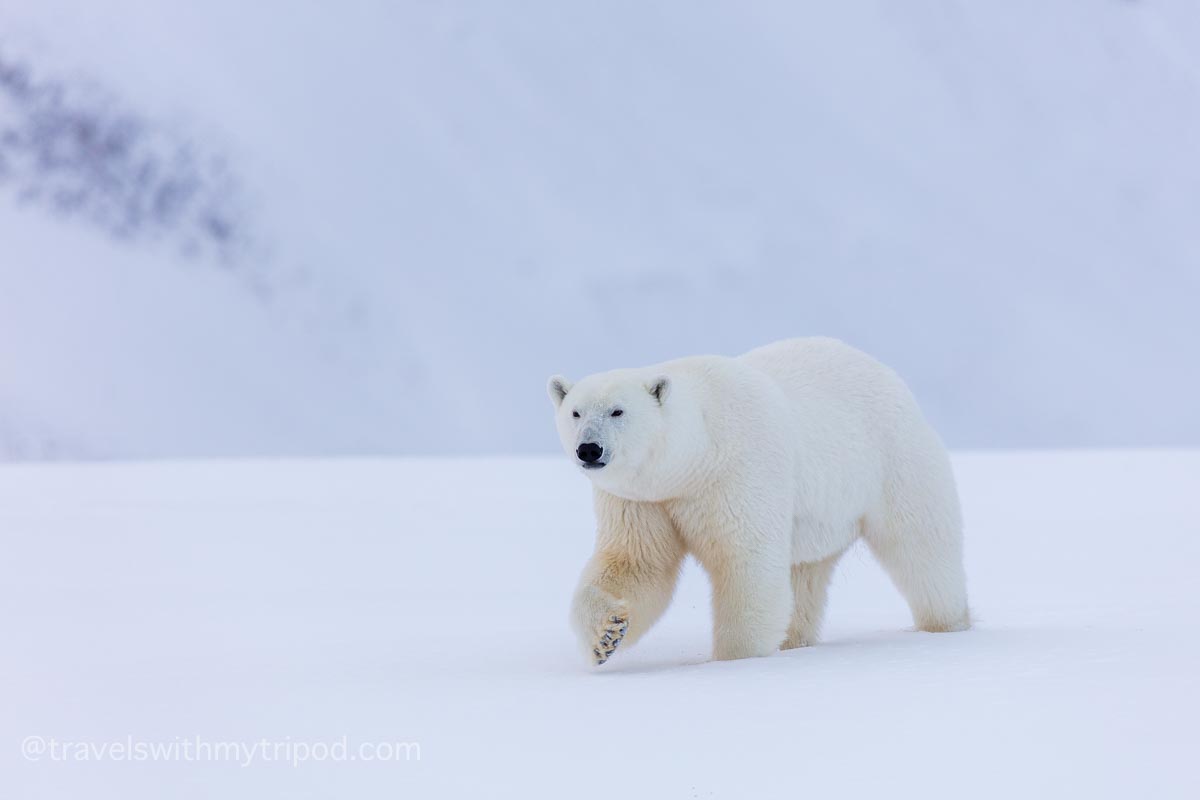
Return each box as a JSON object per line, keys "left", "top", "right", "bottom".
{"left": 1, "top": 0, "right": 1198, "bottom": 458}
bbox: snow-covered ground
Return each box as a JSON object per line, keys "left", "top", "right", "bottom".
{"left": 3, "top": 2, "right": 1200, "bottom": 458}
{"left": 4, "top": 450, "right": 1197, "bottom": 798}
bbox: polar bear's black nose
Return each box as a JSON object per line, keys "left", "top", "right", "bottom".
{"left": 576, "top": 442, "right": 604, "bottom": 464}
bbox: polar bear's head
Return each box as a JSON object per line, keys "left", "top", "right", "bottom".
{"left": 547, "top": 369, "right": 704, "bottom": 501}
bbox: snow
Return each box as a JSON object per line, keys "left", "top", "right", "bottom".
{"left": 4, "top": 450, "right": 1198, "bottom": 798}
{"left": 3, "top": 2, "right": 1200, "bottom": 458}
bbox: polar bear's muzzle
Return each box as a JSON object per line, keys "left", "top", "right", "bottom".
{"left": 576, "top": 441, "right": 607, "bottom": 469}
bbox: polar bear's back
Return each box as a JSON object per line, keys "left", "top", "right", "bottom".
{"left": 736, "top": 337, "right": 946, "bottom": 506}
{"left": 738, "top": 337, "right": 917, "bottom": 427}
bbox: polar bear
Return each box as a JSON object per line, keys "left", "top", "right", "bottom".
{"left": 547, "top": 337, "right": 969, "bottom": 665}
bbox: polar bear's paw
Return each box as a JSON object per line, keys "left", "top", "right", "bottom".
{"left": 591, "top": 615, "right": 629, "bottom": 665}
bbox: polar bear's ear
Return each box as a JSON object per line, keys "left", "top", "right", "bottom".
{"left": 547, "top": 375, "right": 573, "bottom": 408}
{"left": 647, "top": 375, "right": 671, "bottom": 405}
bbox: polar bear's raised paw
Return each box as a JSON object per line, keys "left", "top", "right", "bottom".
{"left": 592, "top": 615, "right": 629, "bottom": 665}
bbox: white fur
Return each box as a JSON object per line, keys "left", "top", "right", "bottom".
{"left": 548, "top": 337, "right": 970, "bottom": 664}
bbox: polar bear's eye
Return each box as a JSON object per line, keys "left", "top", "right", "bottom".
{"left": 571, "top": 410, "right": 580, "bottom": 419}
{"left": 611, "top": 409, "right": 624, "bottom": 417}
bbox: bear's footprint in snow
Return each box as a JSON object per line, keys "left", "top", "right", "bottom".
{"left": 593, "top": 616, "right": 628, "bottom": 665}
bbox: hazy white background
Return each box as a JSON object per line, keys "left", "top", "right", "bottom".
{"left": 5, "top": 8, "right": 1200, "bottom": 798}
{"left": 1, "top": 0, "right": 1198, "bottom": 460}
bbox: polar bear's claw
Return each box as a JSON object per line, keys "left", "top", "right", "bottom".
{"left": 592, "top": 616, "right": 628, "bottom": 665}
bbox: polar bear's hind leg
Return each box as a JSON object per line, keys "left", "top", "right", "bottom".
{"left": 866, "top": 526, "right": 970, "bottom": 633}
{"left": 865, "top": 464, "right": 970, "bottom": 633}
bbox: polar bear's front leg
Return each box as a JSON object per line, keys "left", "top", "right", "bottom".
{"left": 707, "top": 551, "right": 793, "bottom": 661}
{"left": 782, "top": 549, "right": 846, "bottom": 649}
{"left": 687, "top": 500, "right": 792, "bottom": 661}
{"left": 570, "top": 491, "right": 685, "bottom": 666}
